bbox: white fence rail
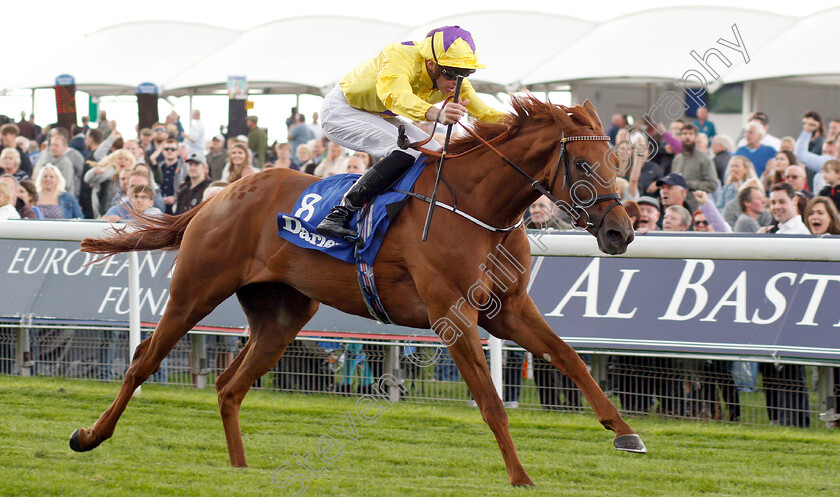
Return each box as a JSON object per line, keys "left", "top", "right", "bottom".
{"left": 1, "top": 220, "right": 142, "bottom": 392}
{"left": 528, "top": 230, "right": 840, "bottom": 261}
{"left": 4, "top": 220, "right": 840, "bottom": 398}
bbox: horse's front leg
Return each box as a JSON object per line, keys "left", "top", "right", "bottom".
{"left": 480, "top": 294, "right": 647, "bottom": 453}
{"left": 426, "top": 296, "right": 534, "bottom": 487}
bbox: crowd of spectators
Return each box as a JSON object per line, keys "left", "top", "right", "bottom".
{"left": 2, "top": 102, "right": 838, "bottom": 427}
{"left": 601, "top": 108, "right": 840, "bottom": 240}
{"left": 0, "top": 108, "right": 378, "bottom": 224}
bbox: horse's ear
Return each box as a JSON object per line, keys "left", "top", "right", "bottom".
{"left": 582, "top": 99, "right": 605, "bottom": 133}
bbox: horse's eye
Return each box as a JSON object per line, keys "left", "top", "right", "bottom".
{"left": 575, "top": 160, "right": 587, "bottom": 170}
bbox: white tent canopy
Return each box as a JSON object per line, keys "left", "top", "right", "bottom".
{"left": 522, "top": 6, "right": 793, "bottom": 86}
{"left": 721, "top": 6, "right": 840, "bottom": 85}
{"left": 163, "top": 16, "right": 410, "bottom": 96}
{"left": 4, "top": 8, "right": 837, "bottom": 98}
{"left": 5, "top": 21, "right": 240, "bottom": 96}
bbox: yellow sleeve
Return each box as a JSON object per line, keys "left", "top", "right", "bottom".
{"left": 460, "top": 79, "right": 507, "bottom": 123}
{"left": 376, "top": 45, "right": 433, "bottom": 121}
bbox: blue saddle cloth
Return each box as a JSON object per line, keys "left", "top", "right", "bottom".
{"left": 277, "top": 158, "right": 428, "bottom": 266}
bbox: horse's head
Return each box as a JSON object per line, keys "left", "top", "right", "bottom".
{"left": 439, "top": 95, "right": 634, "bottom": 254}
{"left": 542, "top": 99, "right": 634, "bottom": 255}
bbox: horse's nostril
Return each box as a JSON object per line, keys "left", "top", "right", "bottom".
{"left": 606, "top": 229, "right": 624, "bottom": 245}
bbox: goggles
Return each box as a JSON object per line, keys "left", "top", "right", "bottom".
{"left": 439, "top": 66, "right": 475, "bottom": 81}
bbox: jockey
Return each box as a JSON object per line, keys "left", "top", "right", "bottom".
{"left": 317, "top": 25, "right": 506, "bottom": 241}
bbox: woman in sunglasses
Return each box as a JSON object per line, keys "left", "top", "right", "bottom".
{"left": 317, "top": 25, "right": 506, "bottom": 241}
{"left": 692, "top": 190, "right": 731, "bottom": 232}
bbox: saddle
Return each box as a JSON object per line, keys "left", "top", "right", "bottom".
{"left": 277, "top": 157, "right": 428, "bottom": 266}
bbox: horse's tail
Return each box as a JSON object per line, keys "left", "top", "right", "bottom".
{"left": 81, "top": 204, "right": 206, "bottom": 257}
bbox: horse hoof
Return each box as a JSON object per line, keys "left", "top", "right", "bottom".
{"left": 512, "top": 481, "right": 536, "bottom": 488}
{"left": 70, "top": 428, "right": 101, "bottom": 452}
{"left": 69, "top": 429, "right": 85, "bottom": 452}
{"left": 510, "top": 471, "right": 535, "bottom": 487}
{"left": 614, "top": 433, "right": 647, "bottom": 454}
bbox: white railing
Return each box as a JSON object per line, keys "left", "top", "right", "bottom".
{"left": 4, "top": 220, "right": 840, "bottom": 397}
{"left": 1, "top": 220, "right": 142, "bottom": 392}
{"left": 528, "top": 230, "right": 840, "bottom": 261}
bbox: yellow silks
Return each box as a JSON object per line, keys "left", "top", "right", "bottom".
{"left": 339, "top": 42, "right": 503, "bottom": 123}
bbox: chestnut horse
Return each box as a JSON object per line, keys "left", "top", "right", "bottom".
{"left": 71, "top": 95, "right": 645, "bottom": 487}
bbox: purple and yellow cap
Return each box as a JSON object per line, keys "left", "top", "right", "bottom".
{"left": 417, "top": 26, "right": 485, "bottom": 70}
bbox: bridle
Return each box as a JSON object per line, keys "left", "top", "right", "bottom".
{"left": 408, "top": 123, "right": 623, "bottom": 234}
{"left": 544, "top": 133, "right": 623, "bottom": 233}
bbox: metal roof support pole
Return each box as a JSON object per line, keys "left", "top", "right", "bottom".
{"left": 741, "top": 81, "right": 754, "bottom": 127}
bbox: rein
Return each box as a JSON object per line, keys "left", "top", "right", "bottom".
{"left": 403, "top": 120, "right": 622, "bottom": 234}
{"left": 399, "top": 96, "right": 513, "bottom": 159}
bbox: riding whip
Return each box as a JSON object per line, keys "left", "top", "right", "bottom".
{"left": 421, "top": 75, "right": 463, "bottom": 242}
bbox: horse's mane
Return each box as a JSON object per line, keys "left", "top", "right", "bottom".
{"left": 439, "top": 94, "right": 601, "bottom": 156}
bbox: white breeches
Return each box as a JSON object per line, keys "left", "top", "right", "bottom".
{"left": 320, "top": 85, "right": 441, "bottom": 159}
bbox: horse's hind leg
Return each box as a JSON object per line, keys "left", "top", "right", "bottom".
{"left": 481, "top": 295, "right": 646, "bottom": 453}
{"left": 217, "top": 283, "right": 318, "bottom": 468}
{"left": 70, "top": 263, "right": 240, "bottom": 453}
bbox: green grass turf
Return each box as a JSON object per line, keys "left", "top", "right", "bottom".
{"left": 1, "top": 376, "right": 838, "bottom": 497}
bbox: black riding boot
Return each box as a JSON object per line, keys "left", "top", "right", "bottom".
{"left": 316, "top": 150, "right": 416, "bottom": 241}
